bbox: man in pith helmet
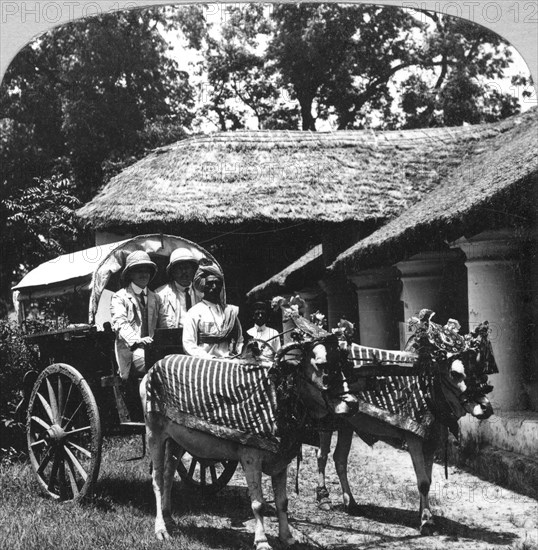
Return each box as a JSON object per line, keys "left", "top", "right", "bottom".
{"left": 111, "top": 250, "right": 174, "bottom": 380}
{"left": 156, "top": 247, "right": 201, "bottom": 328}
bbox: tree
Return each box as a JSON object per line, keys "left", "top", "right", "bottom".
{"left": 268, "top": 4, "right": 422, "bottom": 130}
{"left": 0, "top": 7, "right": 196, "bottom": 302}
{"left": 0, "top": 7, "right": 195, "bottom": 202}
{"left": 0, "top": 177, "right": 83, "bottom": 301}
{"left": 398, "top": 12, "right": 523, "bottom": 127}
{"left": 190, "top": 4, "right": 528, "bottom": 131}
{"left": 191, "top": 5, "right": 298, "bottom": 131}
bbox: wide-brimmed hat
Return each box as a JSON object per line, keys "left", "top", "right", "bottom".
{"left": 121, "top": 250, "right": 157, "bottom": 284}
{"left": 166, "top": 248, "right": 200, "bottom": 277}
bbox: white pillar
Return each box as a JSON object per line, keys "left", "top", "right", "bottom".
{"left": 454, "top": 229, "right": 529, "bottom": 411}
{"left": 349, "top": 267, "right": 399, "bottom": 349}
{"left": 396, "top": 251, "right": 467, "bottom": 349}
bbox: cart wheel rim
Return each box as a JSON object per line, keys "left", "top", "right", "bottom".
{"left": 176, "top": 452, "right": 238, "bottom": 495}
{"left": 26, "top": 363, "right": 102, "bottom": 501}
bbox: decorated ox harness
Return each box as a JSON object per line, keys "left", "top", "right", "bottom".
{"left": 145, "top": 332, "right": 350, "bottom": 456}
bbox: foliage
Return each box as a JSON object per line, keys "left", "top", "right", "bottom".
{"left": 0, "top": 7, "right": 196, "bottom": 303}
{"left": 187, "top": 5, "right": 527, "bottom": 131}
{"left": 0, "top": 320, "right": 39, "bottom": 458}
{"left": 0, "top": 7, "right": 195, "bottom": 200}
{"left": 399, "top": 12, "right": 524, "bottom": 127}
{"left": 0, "top": 176, "right": 83, "bottom": 301}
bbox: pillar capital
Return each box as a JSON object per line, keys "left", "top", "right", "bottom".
{"left": 453, "top": 228, "right": 526, "bottom": 263}
{"left": 349, "top": 266, "right": 399, "bottom": 290}
{"left": 297, "top": 285, "right": 323, "bottom": 301}
{"left": 452, "top": 228, "right": 534, "bottom": 410}
{"left": 396, "top": 250, "right": 464, "bottom": 278}
{"left": 318, "top": 272, "right": 353, "bottom": 296}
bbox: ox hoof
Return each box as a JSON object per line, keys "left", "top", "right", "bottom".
{"left": 280, "top": 536, "right": 297, "bottom": 547}
{"left": 344, "top": 499, "right": 361, "bottom": 516}
{"left": 156, "top": 529, "right": 170, "bottom": 541}
{"left": 254, "top": 541, "right": 272, "bottom": 550}
{"left": 419, "top": 509, "right": 435, "bottom": 536}
{"left": 419, "top": 522, "right": 436, "bottom": 536}
{"left": 316, "top": 486, "right": 331, "bottom": 511}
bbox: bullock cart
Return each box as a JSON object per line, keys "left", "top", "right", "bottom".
{"left": 12, "top": 234, "right": 238, "bottom": 501}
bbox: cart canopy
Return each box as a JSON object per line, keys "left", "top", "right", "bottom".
{"left": 88, "top": 234, "right": 222, "bottom": 324}
{"left": 12, "top": 234, "right": 223, "bottom": 327}
{"left": 12, "top": 241, "right": 130, "bottom": 301}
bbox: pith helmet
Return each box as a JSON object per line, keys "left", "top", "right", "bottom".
{"left": 166, "top": 248, "right": 199, "bottom": 277}
{"left": 121, "top": 250, "right": 157, "bottom": 284}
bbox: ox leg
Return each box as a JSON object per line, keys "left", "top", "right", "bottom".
{"left": 406, "top": 434, "right": 435, "bottom": 535}
{"left": 271, "top": 467, "right": 296, "bottom": 547}
{"left": 148, "top": 425, "right": 170, "bottom": 541}
{"left": 333, "top": 426, "right": 358, "bottom": 513}
{"left": 242, "top": 456, "right": 271, "bottom": 550}
{"left": 161, "top": 439, "right": 180, "bottom": 532}
{"left": 316, "top": 431, "right": 332, "bottom": 510}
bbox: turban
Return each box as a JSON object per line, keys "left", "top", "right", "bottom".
{"left": 193, "top": 264, "right": 224, "bottom": 293}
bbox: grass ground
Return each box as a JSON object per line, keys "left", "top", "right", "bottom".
{"left": 1, "top": 435, "right": 537, "bottom": 550}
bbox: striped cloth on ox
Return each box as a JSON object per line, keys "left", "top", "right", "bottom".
{"left": 146, "top": 354, "right": 280, "bottom": 452}
{"left": 349, "top": 344, "right": 435, "bottom": 438}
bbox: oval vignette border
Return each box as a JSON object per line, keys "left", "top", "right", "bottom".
{"left": 0, "top": 0, "right": 537, "bottom": 93}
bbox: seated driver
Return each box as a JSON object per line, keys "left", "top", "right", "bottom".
{"left": 182, "top": 265, "right": 243, "bottom": 358}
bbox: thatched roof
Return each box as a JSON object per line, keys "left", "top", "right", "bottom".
{"left": 77, "top": 122, "right": 516, "bottom": 230}
{"left": 331, "top": 108, "right": 538, "bottom": 273}
{"left": 247, "top": 244, "right": 323, "bottom": 298}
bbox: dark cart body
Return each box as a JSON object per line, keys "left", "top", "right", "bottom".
{"left": 13, "top": 234, "right": 238, "bottom": 501}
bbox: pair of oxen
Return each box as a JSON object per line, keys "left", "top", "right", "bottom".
{"left": 140, "top": 310, "right": 496, "bottom": 549}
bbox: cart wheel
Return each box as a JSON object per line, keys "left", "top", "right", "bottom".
{"left": 176, "top": 452, "right": 238, "bottom": 494}
{"left": 26, "top": 363, "right": 102, "bottom": 501}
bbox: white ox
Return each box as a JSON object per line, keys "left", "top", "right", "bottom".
{"left": 315, "top": 326, "right": 496, "bottom": 535}
{"left": 141, "top": 338, "right": 357, "bottom": 550}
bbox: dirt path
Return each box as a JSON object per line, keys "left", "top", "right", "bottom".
{"left": 219, "top": 435, "right": 538, "bottom": 549}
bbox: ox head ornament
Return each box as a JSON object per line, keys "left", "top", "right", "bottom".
{"left": 406, "top": 310, "right": 497, "bottom": 434}
{"left": 273, "top": 335, "right": 358, "bottom": 418}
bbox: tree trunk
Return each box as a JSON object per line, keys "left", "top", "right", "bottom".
{"left": 299, "top": 95, "right": 316, "bottom": 131}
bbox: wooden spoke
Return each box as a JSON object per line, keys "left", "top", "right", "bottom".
{"left": 188, "top": 458, "right": 197, "bottom": 478}
{"left": 58, "top": 458, "right": 69, "bottom": 500}
{"left": 62, "top": 402, "right": 83, "bottom": 432}
{"left": 37, "top": 447, "right": 54, "bottom": 475}
{"left": 36, "top": 392, "right": 55, "bottom": 424}
{"left": 65, "top": 458, "right": 81, "bottom": 498}
{"left": 30, "top": 415, "right": 51, "bottom": 431}
{"left": 57, "top": 376, "right": 65, "bottom": 423}
{"left": 177, "top": 455, "right": 238, "bottom": 495}
{"left": 64, "top": 446, "right": 89, "bottom": 482}
{"left": 27, "top": 364, "right": 101, "bottom": 502}
{"left": 47, "top": 450, "right": 61, "bottom": 492}
{"left": 63, "top": 426, "right": 92, "bottom": 437}
{"left": 210, "top": 465, "right": 218, "bottom": 484}
{"left": 60, "top": 380, "right": 74, "bottom": 425}
{"left": 66, "top": 440, "right": 92, "bottom": 459}
{"left": 46, "top": 378, "right": 59, "bottom": 423}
